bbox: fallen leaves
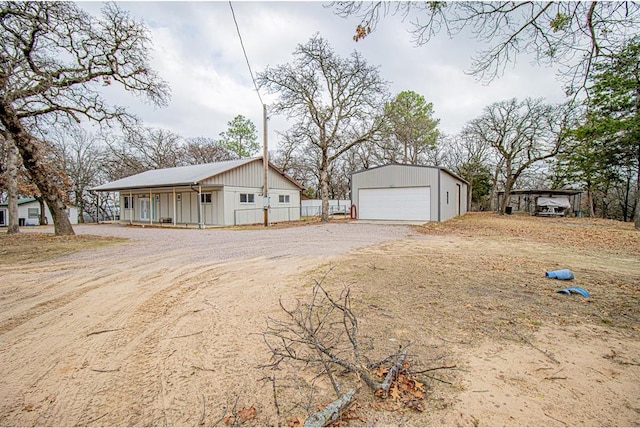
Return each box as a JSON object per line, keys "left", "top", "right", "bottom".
{"left": 222, "top": 405, "right": 257, "bottom": 425}
{"left": 373, "top": 360, "right": 428, "bottom": 412}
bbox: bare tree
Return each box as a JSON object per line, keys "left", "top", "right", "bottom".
{"left": 271, "top": 131, "right": 321, "bottom": 198}
{"left": 0, "top": 2, "right": 170, "bottom": 235}
{"left": 440, "top": 133, "right": 494, "bottom": 211}
{"left": 51, "top": 126, "right": 104, "bottom": 223}
{"left": 257, "top": 34, "right": 389, "bottom": 221}
{"left": 462, "top": 98, "right": 575, "bottom": 214}
{"left": 124, "top": 127, "right": 185, "bottom": 170}
{"left": 184, "top": 137, "right": 234, "bottom": 164}
{"left": 332, "top": 1, "right": 640, "bottom": 94}
{"left": 103, "top": 126, "right": 183, "bottom": 181}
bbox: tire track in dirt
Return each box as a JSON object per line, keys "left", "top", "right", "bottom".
{"left": 17, "top": 257, "right": 238, "bottom": 426}
{"left": 73, "top": 261, "right": 249, "bottom": 426}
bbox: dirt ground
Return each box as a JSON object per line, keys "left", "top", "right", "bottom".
{"left": 0, "top": 213, "right": 638, "bottom": 427}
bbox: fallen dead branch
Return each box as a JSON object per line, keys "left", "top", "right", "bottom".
{"left": 262, "top": 274, "right": 383, "bottom": 395}
{"left": 303, "top": 388, "right": 356, "bottom": 427}
{"left": 379, "top": 348, "right": 407, "bottom": 396}
{"left": 262, "top": 273, "right": 456, "bottom": 425}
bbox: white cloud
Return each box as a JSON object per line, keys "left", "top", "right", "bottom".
{"left": 78, "top": 1, "right": 570, "bottom": 145}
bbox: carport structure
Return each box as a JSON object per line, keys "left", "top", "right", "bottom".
{"left": 497, "top": 189, "right": 583, "bottom": 216}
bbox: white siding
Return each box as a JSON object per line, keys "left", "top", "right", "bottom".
{"left": 2, "top": 201, "right": 78, "bottom": 226}
{"left": 202, "top": 159, "right": 300, "bottom": 191}
{"left": 269, "top": 189, "right": 301, "bottom": 222}
{"left": 440, "top": 172, "right": 468, "bottom": 221}
{"left": 110, "top": 161, "right": 301, "bottom": 226}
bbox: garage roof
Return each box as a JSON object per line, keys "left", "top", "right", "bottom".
{"left": 352, "top": 164, "right": 470, "bottom": 185}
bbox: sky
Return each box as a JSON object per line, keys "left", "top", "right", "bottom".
{"left": 78, "top": 1, "right": 569, "bottom": 151}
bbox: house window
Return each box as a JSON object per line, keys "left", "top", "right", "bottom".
{"left": 240, "top": 193, "right": 255, "bottom": 203}
{"left": 446, "top": 191, "right": 449, "bottom": 204}
{"left": 124, "top": 196, "right": 133, "bottom": 209}
{"left": 200, "top": 193, "right": 212, "bottom": 204}
{"left": 28, "top": 208, "right": 39, "bottom": 218}
{"left": 278, "top": 194, "right": 290, "bottom": 204}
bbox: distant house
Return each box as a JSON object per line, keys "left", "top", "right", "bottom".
{"left": 0, "top": 197, "right": 78, "bottom": 227}
{"left": 91, "top": 157, "right": 304, "bottom": 227}
{"left": 351, "top": 164, "right": 469, "bottom": 222}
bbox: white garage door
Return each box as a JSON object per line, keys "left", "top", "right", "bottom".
{"left": 359, "top": 187, "right": 431, "bottom": 221}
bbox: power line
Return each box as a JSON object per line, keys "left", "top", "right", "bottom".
{"left": 228, "top": 1, "right": 264, "bottom": 106}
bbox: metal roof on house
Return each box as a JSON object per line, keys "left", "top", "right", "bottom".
{"left": 92, "top": 158, "right": 258, "bottom": 191}
{"left": 0, "top": 197, "right": 38, "bottom": 206}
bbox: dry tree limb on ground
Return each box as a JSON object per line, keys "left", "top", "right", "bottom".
{"left": 303, "top": 388, "right": 356, "bottom": 427}
{"left": 379, "top": 348, "right": 407, "bottom": 396}
{"left": 262, "top": 272, "right": 456, "bottom": 425}
{"left": 262, "top": 275, "right": 383, "bottom": 395}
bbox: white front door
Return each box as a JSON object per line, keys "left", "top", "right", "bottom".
{"left": 139, "top": 198, "right": 150, "bottom": 221}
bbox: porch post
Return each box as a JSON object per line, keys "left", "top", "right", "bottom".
{"left": 172, "top": 188, "right": 176, "bottom": 226}
{"left": 129, "top": 191, "right": 133, "bottom": 224}
{"left": 149, "top": 190, "right": 153, "bottom": 225}
{"left": 198, "top": 185, "right": 203, "bottom": 229}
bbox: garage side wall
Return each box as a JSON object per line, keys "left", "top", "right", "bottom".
{"left": 439, "top": 171, "right": 468, "bottom": 221}
{"left": 352, "top": 165, "right": 439, "bottom": 220}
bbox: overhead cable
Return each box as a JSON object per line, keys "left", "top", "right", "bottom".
{"left": 228, "top": 1, "right": 264, "bottom": 106}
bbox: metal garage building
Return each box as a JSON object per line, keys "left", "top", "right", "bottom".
{"left": 351, "top": 164, "right": 468, "bottom": 222}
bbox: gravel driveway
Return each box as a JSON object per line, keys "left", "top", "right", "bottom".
{"left": 59, "top": 222, "right": 419, "bottom": 264}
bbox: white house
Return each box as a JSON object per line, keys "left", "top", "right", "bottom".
{"left": 351, "top": 164, "right": 469, "bottom": 222}
{"left": 92, "top": 157, "right": 304, "bottom": 227}
{"left": 0, "top": 197, "right": 78, "bottom": 227}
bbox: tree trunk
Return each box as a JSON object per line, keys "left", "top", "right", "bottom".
{"left": 76, "top": 190, "right": 85, "bottom": 223}
{"left": 499, "top": 176, "right": 515, "bottom": 215}
{"left": 586, "top": 185, "right": 595, "bottom": 217}
{"left": 38, "top": 197, "right": 47, "bottom": 225}
{"left": 634, "top": 190, "right": 640, "bottom": 230}
{"left": 6, "top": 139, "right": 19, "bottom": 234}
{"left": 320, "top": 152, "right": 330, "bottom": 222}
{"left": 635, "top": 149, "right": 640, "bottom": 230}
{"left": 0, "top": 103, "right": 75, "bottom": 235}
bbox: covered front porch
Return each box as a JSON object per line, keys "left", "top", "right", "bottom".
{"left": 103, "top": 185, "right": 224, "bottom": 228}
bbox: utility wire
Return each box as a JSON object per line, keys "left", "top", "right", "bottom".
{"left": 228, "top": 1, "right": 264, "bottom": 106}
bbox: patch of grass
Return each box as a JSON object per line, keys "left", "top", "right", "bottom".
{"left": 0, "top": 232, "right": 127, "bottom": 265}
